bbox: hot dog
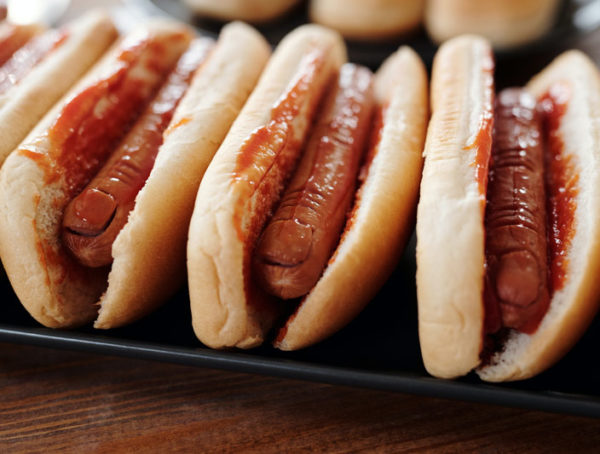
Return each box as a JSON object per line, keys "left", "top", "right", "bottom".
{"left": 416, "top": 35, "right": 600, "bottom": 381}
{"left": 0, "top": 10, "right": 117, "bottom": 165}
{"left": 187, "top": 25, "right": 428, "bottom": 350}
{"left": 0, "top": 21, "right": 270, "bottom": 329}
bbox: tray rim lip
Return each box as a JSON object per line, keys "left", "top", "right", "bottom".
{"left": 1, "top": 324, "right": 599, "bottom": 419}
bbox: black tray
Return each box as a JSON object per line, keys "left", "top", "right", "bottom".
{"left": 3, "top": 0, "right": 600, "bottom": 420}
{"left": 2, "top": 236, "right": 600, "bottom": 418}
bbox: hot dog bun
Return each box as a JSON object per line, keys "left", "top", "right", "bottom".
{"left": 0, "top": 10, "right": 117, "bottom": 165}
{"left": 416, "top": 35, "right": 494, "bottom": 379}
{"left": 188, "top": 24, "right": 428, "bottom": 350}
{"left": 425, "top": 0, "right": 562, "bottom": 49}
{"left": 0, "top": 20, "right": 269, "bottom": 328}
{"left": 183, "top": 0, "right": 301, "bottom": 23}
{"left": 309, "top": 0, "right": 424, "bottom": 40}
{"left": 416, "top": 35, "right": 600, "bottom": 381}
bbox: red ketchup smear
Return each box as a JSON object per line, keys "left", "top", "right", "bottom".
{"left": 19, "top": 34, "right": 177, "bottom": 198}
{"left": 468, "top": 51, "right": 495, "bottom": 211}
{"left": 65, "top": 37, "right": 214, "bottom": 243}
{"left": 17, "top": 33, "right": 182, "bottom": 274}
{"left": 481, "top": 83, "right": 574, "bottom": 357}
{"left": 0, "top": 28, "right": 68, "bottom": 95}
{"left": 540, "top": 82, "right": 576, "bottom": 294}
{"left": 232, "top": 48, "right": 327, "bottom": 243}
{"left": 0, "top": 23, "right": 36, "bottom": 67}
{"left": 276, "top": 101, "right": 383, "bottom": 344}
{"left": 231, "top": 48, "right": 328, "bottom": 314}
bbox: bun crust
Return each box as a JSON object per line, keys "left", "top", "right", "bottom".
{"left": 478, "top": 51, "right": 600, "bottom": 381}
{"left": 425, "top": 0, "right": 561, "bottom": 49}
{"left": 416, "top": 35, "right": 494, "bottom": 378}
{"left": 95, "top": 22, "right": 270, "bottom": 328}
{"left": 188, "top": 25, "right": 347, "bottom": 349}
{"left": 276, "top": 47, "right": 428, "bottom": 350}
{"left": 0, "top": 10, "right": 117, "bottom": 165}
{"left": 310, "top": 0, "right": 424, "bottom": 40}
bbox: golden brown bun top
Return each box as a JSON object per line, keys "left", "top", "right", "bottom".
{"left": 416, "top": 35, "right": 494, "bottom": 378}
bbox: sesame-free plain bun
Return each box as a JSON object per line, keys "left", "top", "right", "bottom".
{"left": 0, "top": 21, "right": 269, "bottom": 328}
{"left": 417, "top": 35, "right": 600, "bottom": 381}
{"left": 188, "top": 23, "right": 428, "bottom": 351}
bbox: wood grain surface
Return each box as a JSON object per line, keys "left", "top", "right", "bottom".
{"left": 0, "top": 342, "right": 599, "bottom": 453}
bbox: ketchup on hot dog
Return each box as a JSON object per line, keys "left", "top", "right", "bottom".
{"left": 61, "top": 37, "right": 214, "bottom": 267}
{"left": 0, "top": 28, "right": 68, "bottom": 95}
{"left": 254, "top": 63, "right": 374, "bottom": 299}
{"left": 484, "top": 88, "right": 550, "bottom": 335}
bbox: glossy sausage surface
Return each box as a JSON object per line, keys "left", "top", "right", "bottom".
{"left": 62, "top": 38, "right": 214, "bottom": 267}
{"left": 484, "top": 88, "right": 550, "bottom": 334}
{"left": 0, "top": 27, "right": 66, "bottom": 95}
{"left": 254, "top": 63, "right": 374, "bottom": 299}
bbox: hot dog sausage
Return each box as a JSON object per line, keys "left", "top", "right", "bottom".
{"left": 0, "top": 28, "right": 67, "bottom": 95}
{"left": 61, "top": 37, "right": 214, "bottom": 267}
{"left": 253, "top": 63, "right": 374, "bottom": 299}
{"left": 484, "top": 87, "right": 550, "bottom": 334}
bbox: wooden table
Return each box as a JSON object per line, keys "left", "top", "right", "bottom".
{"left": 1, "top": 342, "right": 599, "bottom": 452}
{"left": 2, "top": 1, "right": 600, "bottom": 452}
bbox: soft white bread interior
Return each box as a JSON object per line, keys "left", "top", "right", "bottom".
{"left": 0, "top": 20, "right": 193, "bottom": 328}
{"left": 416, "top": 35, "right": 494, "bottom": 378}
{"left": 310, "top": 0, "right": 424, "bottom": 40}
{"left": 0, "top": 10, "right": 117, "bottom": 165}
{"left": 275, "top": 46, "right": 428, "bottom": 350}
{"left": 95, "top": 22, "right": 271, "bottom": 328}
{"left": 478, "top": 51, "right": 600, "bottom": 381}
{"left": 425, "top": 0, "right": 562, "bottom": 49}
{"left": 183, "top": 0, "right": 301, "bottom": 23}
{"left": 188, "top": 24, "right": 346, "bottom": 349}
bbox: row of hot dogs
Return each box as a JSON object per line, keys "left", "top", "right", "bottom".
{"left": 1, "top": 10, "right": 599, "bottom": 382}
